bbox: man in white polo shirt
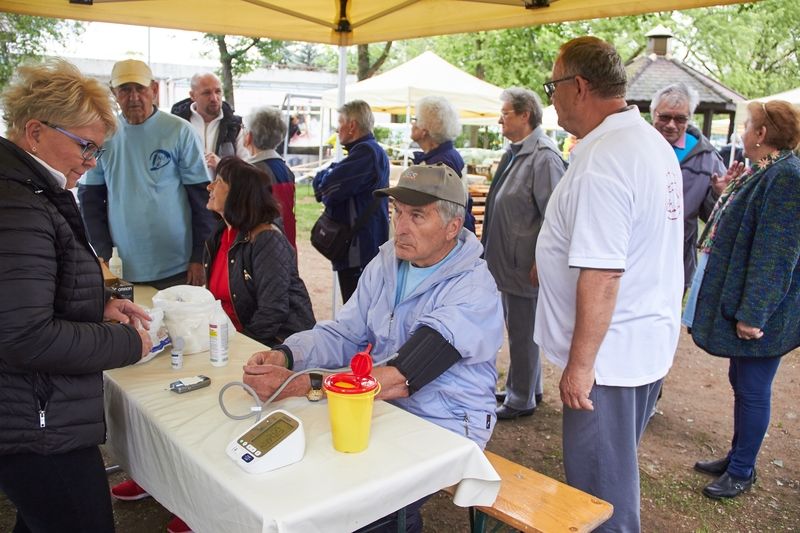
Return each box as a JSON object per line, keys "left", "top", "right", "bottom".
{"left": 534, "top": 37, "right": 683, "bottom": 532}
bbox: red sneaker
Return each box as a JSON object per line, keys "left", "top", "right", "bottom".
{"left": 110, "top": 479, "right": 150, "bottom": 501}
{"left": 166, "top": 515, "right": 193, "bottom": 533}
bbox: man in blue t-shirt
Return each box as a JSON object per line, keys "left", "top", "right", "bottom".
{"left": 79, "top": 59, "right": 215, "bottom": 288}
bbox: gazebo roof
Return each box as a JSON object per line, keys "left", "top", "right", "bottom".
{"left": 626, "top": 55, "right": 745, "bottom": 113}
{"left": 625, "top": 27, "right": 745, "bottom": 115}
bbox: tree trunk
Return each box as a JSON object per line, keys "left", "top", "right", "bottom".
{"left": 474, "top": 37, "right": 485, "bottom": 80}
{"left": 357, "top": 42, "right": 393, "bottom": 81}
{"left": 216, "top": 35, "right": 235, "bottom": 108}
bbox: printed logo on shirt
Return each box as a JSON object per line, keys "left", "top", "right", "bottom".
{"left": 665, "top": 170, "right": 682, "bottom": 221}
{"left": 149, "top": 150, "right": 172, "bottom": 171}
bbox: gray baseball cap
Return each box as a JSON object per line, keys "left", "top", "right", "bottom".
{"left": 374, "top": 164, "right": 466, "bottom": 207}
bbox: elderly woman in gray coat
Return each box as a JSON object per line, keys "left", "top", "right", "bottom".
{"left": 482, "top": 87, "right": 566, "bottom": 420}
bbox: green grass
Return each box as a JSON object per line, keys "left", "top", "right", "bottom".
{"left": 640, "top": 470, "right": 743, "bottom": 532}
{"left": 295, "top": 183, "right": 323, "bottom": 236}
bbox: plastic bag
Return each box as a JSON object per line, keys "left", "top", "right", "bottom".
{"left": 137, "top": 307, "right": 171, "bottom": 365}
{"left": 152, "top": 285, "right": 235, "bottom": 355}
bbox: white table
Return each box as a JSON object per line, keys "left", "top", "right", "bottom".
{"left": 104, "top": 287, "right": 500, "bottom": 533}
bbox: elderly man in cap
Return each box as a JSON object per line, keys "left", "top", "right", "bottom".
{"left": 79, "top": 59, "right": 214, "bottom": 289}
{"left": 243, "top": 163, "right": 504, "bottom": 532}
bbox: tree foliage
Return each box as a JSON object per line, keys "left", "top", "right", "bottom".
{"left": 205, "top": 34, "right": 288, "bottom": 107}
{"left": 0, "top": 14, "right": 82, "bottom": 88}
{"left": 392, "top": 1, "right": 796, "bottom": 101}
{"left": 284, "top": 42, "right": 340, "bottom": 71}
{"left": 676, "top": 0, "right": 799, "bottom": 97}
{"left": 427, "top": 13, "right": 672, "bottom": 100}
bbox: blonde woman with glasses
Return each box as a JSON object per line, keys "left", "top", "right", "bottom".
{"left": 0, "top": 59, "right": 152, "bottom": 532}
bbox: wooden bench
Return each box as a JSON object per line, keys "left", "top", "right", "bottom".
{"left": 468, "top": 184, "right": 491, "bottom": 239}
{"left": 445, "top": 450, "right": 613, "bottom": 533}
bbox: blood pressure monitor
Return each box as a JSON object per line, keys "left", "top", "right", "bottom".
{"left": 226, "top": 409, "right": 305, "bottom": 474}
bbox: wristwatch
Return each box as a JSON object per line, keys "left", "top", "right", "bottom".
{"left": 306, "top": 373, "right": 324, "bottom": 402}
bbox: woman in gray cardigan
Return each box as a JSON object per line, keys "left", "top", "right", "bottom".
{"left": 684, "top": 100, "right": 800, "bottom": 500}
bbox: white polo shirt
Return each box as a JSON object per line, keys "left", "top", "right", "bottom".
{"left": 534, "top": 107, "right": 684, "bottom": 387}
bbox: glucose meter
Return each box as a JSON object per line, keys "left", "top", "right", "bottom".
{"left": 226, "top": 409, "right": 305, "bottom": 474}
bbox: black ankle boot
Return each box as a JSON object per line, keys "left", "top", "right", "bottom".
{"left": 702, "top": 471, "right": 754, "bottom": 499}
{"left": 694, "top": 457, "right": 730, "bottom": 476}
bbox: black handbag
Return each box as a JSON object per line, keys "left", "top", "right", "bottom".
{"left": 310, "top": 198, "right": 382, "bottom": 261}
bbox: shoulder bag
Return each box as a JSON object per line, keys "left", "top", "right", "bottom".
{"left": 310, "top": 198, "right": 382, "bottom": 261}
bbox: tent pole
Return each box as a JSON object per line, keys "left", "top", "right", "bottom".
{"left": 283, "top": 94, "right": 291, "bottom": 159}
{"left": 404, "top": 102, "right": 411, "bottom": 167}
{"left": 331, "top": 45, "right": 348, "bottom": 319}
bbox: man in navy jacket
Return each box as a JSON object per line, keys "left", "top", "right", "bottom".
{"left": 313, "top": 100, "right": 390, "bottom": 303}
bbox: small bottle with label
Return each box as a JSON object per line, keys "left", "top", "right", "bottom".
{"left": 109, "top": 247, "right": 123, "bottom": 279}
{"left": 171, "top": 337, "right": 185, "bottom": 370}
{"left": 209, "top": 300, "right": 229, "bottom": 367}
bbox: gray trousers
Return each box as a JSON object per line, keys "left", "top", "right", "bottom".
{"left": 563, "top": 379, "right": 663, "bottom": 533}
{"left": 500, "top": 291, "right": 543, "bottom": 410}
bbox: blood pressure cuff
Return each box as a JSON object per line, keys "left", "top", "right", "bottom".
{"left": 388, "top": 326, "right": 462, "bottom": 394}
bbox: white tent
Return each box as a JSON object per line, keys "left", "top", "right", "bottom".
{"left": 733, "top": 87, "right": 800, "bottom": 125}
{"left": 322, "top": 51, "right": 503, "bottom": 121}
{"left": 752, "top": 87, "right": 800, "bottom": 105}
{"left": 321, "top": 51, "right": 563, "bottom": 133}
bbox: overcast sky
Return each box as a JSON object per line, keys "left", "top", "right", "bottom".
{"left": 49, "top": 22, "right": 218, "bottom": 66}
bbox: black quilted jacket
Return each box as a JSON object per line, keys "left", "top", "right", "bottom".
{"left": 0, "top": 137, "right": 142, "bottom": 456}
{"left": 203, "top": 222, "right": 315, "bottom": 347}
{"left": 171, "top": 98, "right": 242, "bottom": 156}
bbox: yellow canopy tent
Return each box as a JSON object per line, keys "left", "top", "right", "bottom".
{"left": 2, "top": 0, "right": 755, "bottom": 313}
{"left": 2, "top": 0, "right": 751, "bottom": 46}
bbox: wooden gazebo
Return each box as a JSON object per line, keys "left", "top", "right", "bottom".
{"left": 625, "top": 26, "right": 745, "bottom": 140}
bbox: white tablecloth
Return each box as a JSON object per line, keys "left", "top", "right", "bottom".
{"left": 104, "top": 287, "right": 500, "bottom": 533}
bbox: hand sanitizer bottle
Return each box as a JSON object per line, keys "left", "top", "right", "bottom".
{"left": 209, "top": 301, "right": 229, "bottom": 367}
{"left": 171, "top": 337, "right": 185, "bottom": 370}
{"left": 109, "top": 247, "right": 123, "bottom": 279}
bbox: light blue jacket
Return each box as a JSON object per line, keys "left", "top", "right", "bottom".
{"left": 287, "top": 229, "right": 504, "bottom": 447}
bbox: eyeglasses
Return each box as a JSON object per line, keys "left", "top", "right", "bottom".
{"left": 655, "top": 112, "right": 690, "bottom": 126}
{"left": 543, "top": 75, "right": 578, "bottom": 99}
{"left": 42, "top": 121, "right": 105, "bottom": 162}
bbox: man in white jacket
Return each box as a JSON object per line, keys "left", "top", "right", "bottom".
{"left": 243, "top": 163, "right": 504, "bottom": 533}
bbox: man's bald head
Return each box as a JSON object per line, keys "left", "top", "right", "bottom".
{"left": 189, "top": 73, "right": 223, "bottom": 123}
